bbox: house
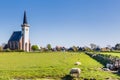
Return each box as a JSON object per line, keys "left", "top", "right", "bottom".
{"left": 101, "top": 47, "right": 111, "bottom": 52}
{"left": 7, "top": 11, "right": 31, "bottom": 52}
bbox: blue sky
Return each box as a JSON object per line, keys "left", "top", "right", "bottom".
{"left": 0, "top": 0, "right": 120, "bottom": 47}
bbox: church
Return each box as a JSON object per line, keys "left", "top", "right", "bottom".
{"left": 7, "top": 11, "right": 31, "bottom": 52}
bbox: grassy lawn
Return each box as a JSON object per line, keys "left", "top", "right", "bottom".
{"left": 0, "top": 52, "right": 119, "bottom": 80}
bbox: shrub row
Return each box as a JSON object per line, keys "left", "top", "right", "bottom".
{"left": 85, "top": 52, "right": 119, "bottom": 66}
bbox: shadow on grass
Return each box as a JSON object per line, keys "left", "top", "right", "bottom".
{"left": 61, "top": 75, "right": 97, "bottom": 80}
{"left": 112, "top": 70, "right": 120, "bottom": 79}
{"left": 61, "top": 75, "right": 74, "bottom": 80}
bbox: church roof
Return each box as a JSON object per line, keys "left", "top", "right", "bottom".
{"left": 8, "top": 31, "right": 22, "bottom": 42}
{"left": 23, "top": 11, "right": 28, "bottom": 24}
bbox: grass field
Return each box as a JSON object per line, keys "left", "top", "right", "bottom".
{"left": 101, "top": 52, "right": 120, "bottom": 58}
{"left": 0, "top": 52, "right": 119, "bottom": 80}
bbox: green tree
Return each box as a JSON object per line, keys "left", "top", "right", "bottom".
{"left": 47, "top": 44, "right": 52, "bottom": 50}
{"left": 31, "top": 45, "right": 39, "bottom": 51}
{"left": 84, "top": 47, "right": 92, "bottom": 52}
{"left": 115, "top": 44, "right": 120, "bottom": 50}
{"left": 72, "top": 46, "right": 78, "bottom": 52}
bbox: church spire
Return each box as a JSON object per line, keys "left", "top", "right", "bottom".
{"left": 23, "top": 11, "right": 28, "bottom": 24}
{"left": 21, "top": 11, "right": 30, "bottom": 52}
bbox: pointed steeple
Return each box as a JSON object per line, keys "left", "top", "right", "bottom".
{"left": 23, "top": 11, "right": 28, "bottom": 24}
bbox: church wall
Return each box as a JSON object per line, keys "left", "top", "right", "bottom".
{"left": 19, "top": 38, "right": 23, "bottom": 50}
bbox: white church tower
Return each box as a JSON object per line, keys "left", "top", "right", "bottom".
{"left": 21, "top": 11, "right": 30, "bottom": 52}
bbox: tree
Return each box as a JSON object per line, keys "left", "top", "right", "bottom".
{"left": 107, "top": 45, "right": 112, "bottom": 49}
{"left": 115, "top": 44, "right": 120, "bottom": 50}
{"left": 68, "top": 46, "right": 78, "bottom": 52}
{"left": 90, "top": 43, "right": 97, "bottom": 50}
{"left": 56, "top": 46, "right": 62, "bottom": 51}
{"left": 31, "top": 45, "right": 39, "bottom": 51}
{"left": 84, "top": 46, "right": 92, "bottom": 52}
{"left": 72, "top": 46, "right": 78, "bottom": 52}
{"left": 47, "top": 44, "right": 52, "bottom": 50}
{"left": 95, "top": 46, "right": 101, "bottom": 51}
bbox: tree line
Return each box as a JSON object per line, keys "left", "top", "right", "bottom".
{"left": 31, "top": 43, "right": 120, "bottom": 52}
{"left": 1, "top": 43, "right": 120, "bottom": 52}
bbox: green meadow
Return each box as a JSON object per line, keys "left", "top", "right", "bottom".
{"left": 0, "top": 52, "right": 119, "bottom": 80}
{"left": 100, "top": 52, "right": 120, "bottom": 58}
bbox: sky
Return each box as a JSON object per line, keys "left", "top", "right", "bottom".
{"left": 0, "top": 0, "right": 120, "bottom": 48}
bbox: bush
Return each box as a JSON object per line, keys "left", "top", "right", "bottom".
{"left": 4, "top": 48, "right": 11, "bottom": 52}
{"left": 31, "top": 45, "right": 39, "bottom": 51}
